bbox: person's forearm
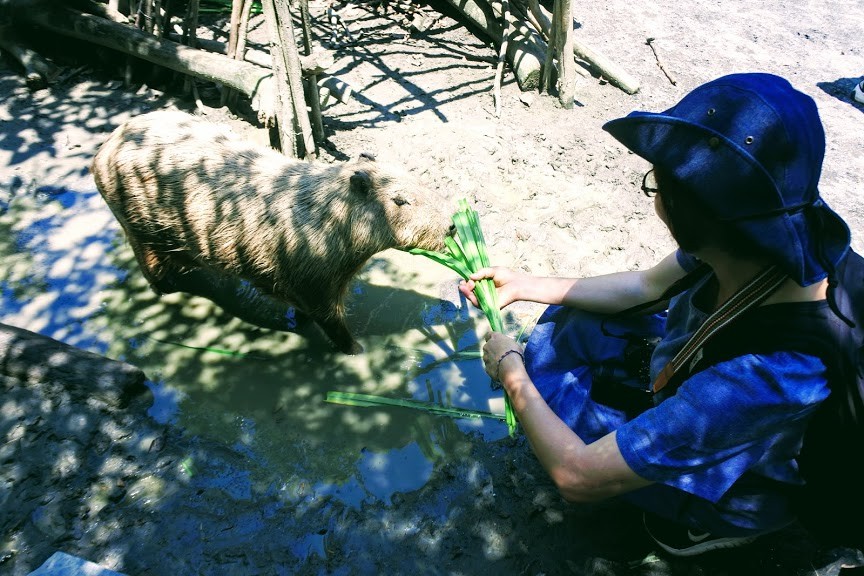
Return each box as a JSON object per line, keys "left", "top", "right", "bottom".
{"left": 516, "top": 251, "right": 686, "bottom": 313}
{"left": 503, "top": 369, "right": 591, "bottom": 498}
{"left": 516, "top": 271, "right": 658, "bottom": 313}
{"left": 503, "top": 368, "right": 651, "bottom": 502}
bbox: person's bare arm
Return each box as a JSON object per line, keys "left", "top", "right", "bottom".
{"left": 460, "top": 251, "right": 688, "bottom": 314}
{"left": 485, "top": 335, "right": 653, "bottom": 501}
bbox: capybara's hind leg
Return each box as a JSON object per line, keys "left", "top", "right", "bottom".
{"left": 172, "top": 269, "right": 305, "bottom": 333}
{"left": 315, "top": 315, "right": 363, "bottom": 355}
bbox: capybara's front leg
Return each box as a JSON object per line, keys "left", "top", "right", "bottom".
{"left": 315, "top": 316, "right": 363, "bottom": 355}
{"left": 117, "top": 228, "right": 182, "bottom": 295}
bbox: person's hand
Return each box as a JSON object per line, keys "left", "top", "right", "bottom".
{"left": 481, "top": 332, "right": 525, "bottom": 383}
{"left": 458, "top": 267, "right": 529, "bottom": 310}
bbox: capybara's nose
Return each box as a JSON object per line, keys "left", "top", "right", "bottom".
{"left": 448, "top": 223, "right": 457, "bottom": 236}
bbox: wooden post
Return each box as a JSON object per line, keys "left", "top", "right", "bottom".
{"left": 25, "top": 7, "right": 277, "bottom": 116}
{"left": 223, "top": 0, "right": 254, "bottom": 108}
{"left": 523, "top": 0, "right": 640, "bottom": 95}
{"left": 540, "top": 1, "right": 556, "bottom": 94}
{"left": 261, "top": 0, "right": 298, "bottom": 156}
{"left": 182, "top": 0, "right": 200, "bottom": 97}
{"left": 272, "top": 0, "right": 316, "bottom": 159}
{"left": 299, "top": 0, "right": 325, "bottom": 146}
{"left": 492, "top": 0, "right": 510, "bottom": 116}
{"left": 555, "top": 0, "right": 575, "bottom": 108}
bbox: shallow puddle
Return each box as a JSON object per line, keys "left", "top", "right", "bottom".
{"left": 1, "top": 184, "right": 528, "bottom": 509}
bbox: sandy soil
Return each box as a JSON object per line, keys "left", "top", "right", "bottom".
{"left": 2, "top": 0, "right": 864, "bottom": 574}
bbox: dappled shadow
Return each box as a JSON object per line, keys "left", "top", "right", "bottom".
{"left": 0, "top": 62, "right": 544, "bottom": 571}
{"left": 3, "top": 168, "right": 858, "bottom": 573}
{"left": 311, "top": 4, "right": 499, "bottom": 130}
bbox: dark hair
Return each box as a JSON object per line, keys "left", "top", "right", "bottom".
{"left": 653, "top": 167, "right": 769, "bottom": 261}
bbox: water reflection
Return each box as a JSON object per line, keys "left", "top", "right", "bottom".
{"left": 0, "top": 179, "right": 522, "bottom": 509}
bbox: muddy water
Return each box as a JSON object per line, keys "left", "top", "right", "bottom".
{"left": 0, "top": 184, "right": 525, "bottom": 511}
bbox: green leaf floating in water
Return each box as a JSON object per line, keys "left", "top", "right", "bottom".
{"left": 325, "top": 391, "right": 506, "bottom": 422}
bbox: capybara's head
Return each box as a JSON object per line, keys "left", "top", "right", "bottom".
{"left": 345, "top": 154, "right": 454, "bottom": 252}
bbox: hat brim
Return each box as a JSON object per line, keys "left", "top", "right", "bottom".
{"left": 603, "top": 113, "right": 788, "bottom": 219}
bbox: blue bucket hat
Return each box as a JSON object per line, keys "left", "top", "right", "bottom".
{"left": 602, "top": 72, "right": 850, "bottom": 287}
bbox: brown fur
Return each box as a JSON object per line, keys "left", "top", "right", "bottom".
{"left": 91, "top": 110, "right": 453, "bottom": 354}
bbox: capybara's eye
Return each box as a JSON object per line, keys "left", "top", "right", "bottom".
{"left": 393, "top": 196, "right": 409, "bottom": 206}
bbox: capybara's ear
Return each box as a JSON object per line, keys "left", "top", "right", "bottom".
{"left": 358, "top": 152, "right": 377, "bottom": 162}
{"left": 350, "top": 170, "right": 373, "bottom": 196}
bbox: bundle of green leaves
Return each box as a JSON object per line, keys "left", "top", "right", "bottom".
{"left": 407, "top": 199, "right": 518, "bottom": 435}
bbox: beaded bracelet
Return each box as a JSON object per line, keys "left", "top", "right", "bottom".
{"left": 495, "top": 349, "right": 525, "bottom": 382}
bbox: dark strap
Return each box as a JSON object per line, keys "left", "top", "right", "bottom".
{"left": 653, "top": 266, "right": 788, "bottom": 393}
{"left": 666, "top": 300, "right": 863, "bottom": 428}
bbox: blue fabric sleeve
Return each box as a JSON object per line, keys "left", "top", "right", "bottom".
{"left": 616, "top": 350, "right": 829, "bottom": 502}
{"left": 675, "top": 249, "right": 702, "bottom": 272}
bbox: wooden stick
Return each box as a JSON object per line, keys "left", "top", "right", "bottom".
{"left": 439, "top": 0, "right": 544, "bottom": 90}
{"left": 135, "top": 0, "right": 152, "bottom": 32}
{"left": 299, "top": 0, "right": 325, "bottom": 145}
{"left": 539, "top": 0, "right": 556, "bottom": 94}
{"left": 519, "top": 0, "right": 639, "bottom": 94}
{"left": 152, "top": 0, "right": 163, "bottom": 38}
{"left": 24, "top": 7, "right": 277, "bottom": 116}
{"left": 272, "top": 0, "right": 316, "bottom": 159}
{"left": 522, "top": 0, "right": 546, "bottom": 39}
{"left": 261, "top": 0, "right": 298, "bottom": 156}
{"left": 222, "top": 0, "right": 254, "bottom": 108}
{"left": 183, "top": 0, "right": 199, "bottom": 47}
{"left": 236, "top": 0, "right": 254, "bottom": 61}
{"left": 183, "top": 0, "right": 200, "bottom": 96}
{"left": 226, "top": 0, "right": 244, "bottom": 59}
{"left": 646, "top": 37, "right": 676, "bottom": 86}
{"left": 493, "top": 0, "right": 510, "bottom": 116}
{"left": 555, "top": 0, "right": 575, "bottom": 108}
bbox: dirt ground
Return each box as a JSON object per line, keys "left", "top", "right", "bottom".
{"left": 2, "top": 0, "right": 864, "bottom": 574}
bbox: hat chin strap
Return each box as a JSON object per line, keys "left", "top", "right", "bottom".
{"left": 719, "top": 198, "right": 814, "bottom": 223}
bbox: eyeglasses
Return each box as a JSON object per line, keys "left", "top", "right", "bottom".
{"left": 641, "top": 169, "right": 659, "bottom": 197}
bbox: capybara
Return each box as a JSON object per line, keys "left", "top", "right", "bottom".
{"left": 91, "top": 110, "right": 454, "bottom": 354}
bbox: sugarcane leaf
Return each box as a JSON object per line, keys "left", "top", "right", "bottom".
{"left": 444, "top": 235, "right": 468, "bottom": 265}
{"left": 406, "top": 198, "right": 517, "bottom": 436}
{"left": 406, "top": 247, "right": 472, "bottom": 279}
{"left": 325, "top": 391, "right": 506, "bottom": 421}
